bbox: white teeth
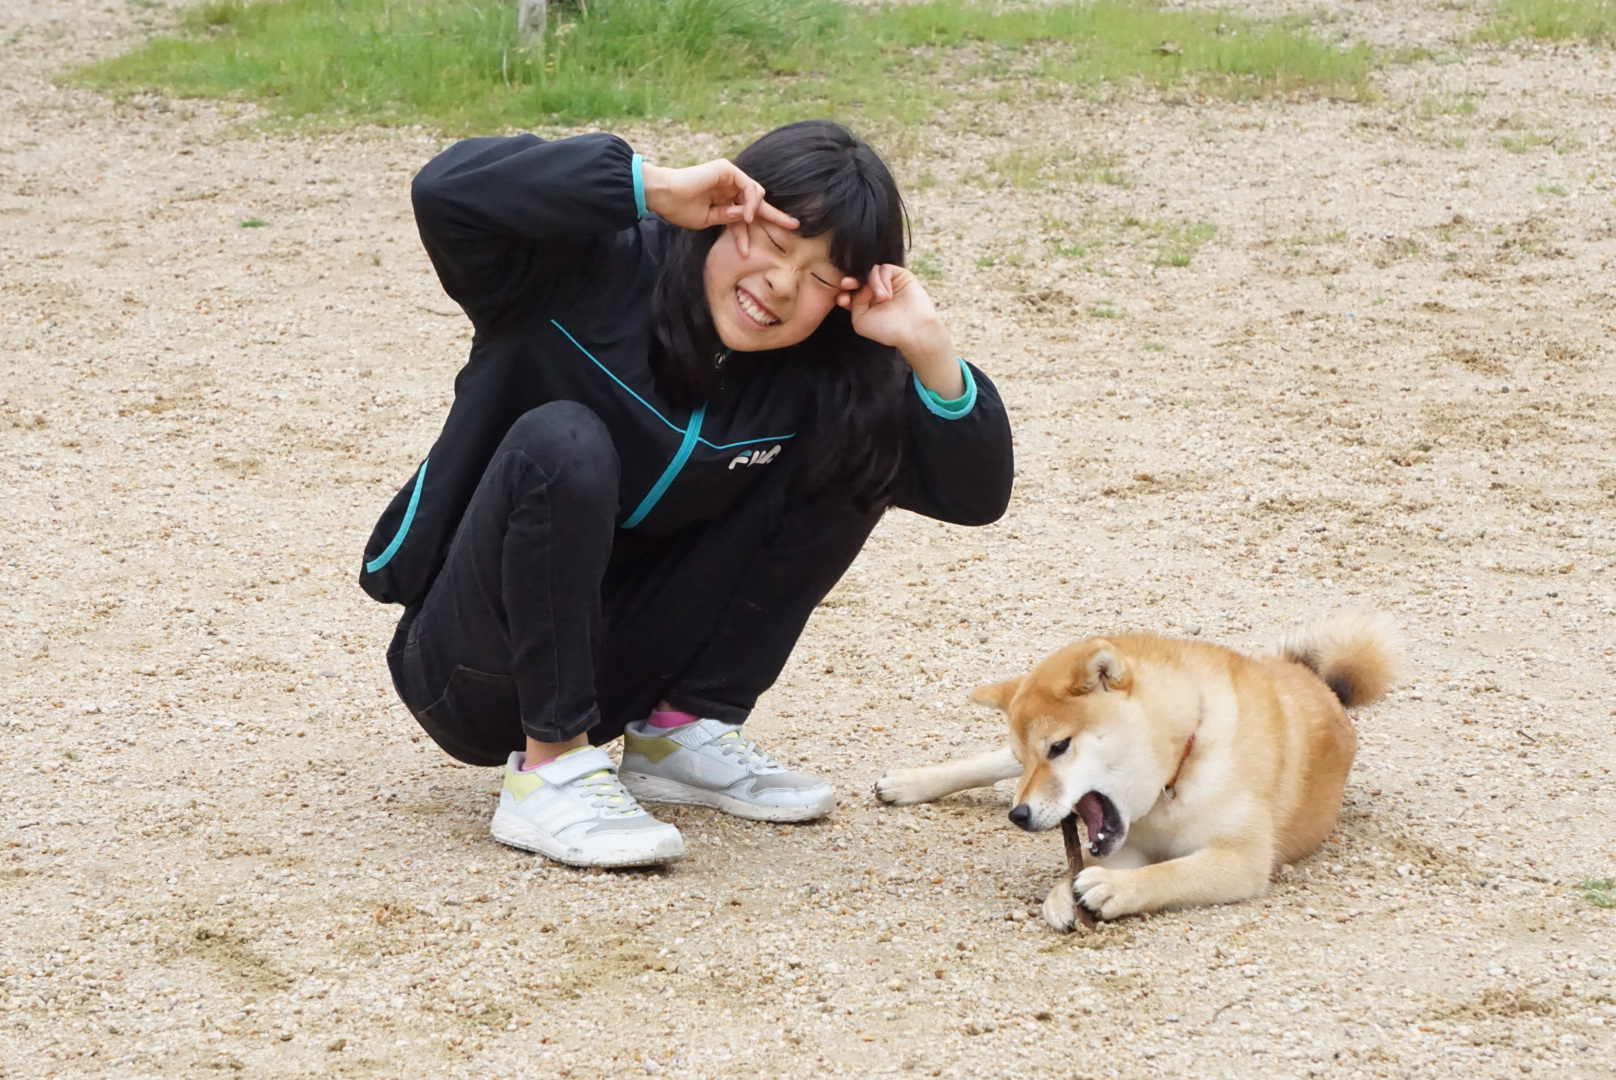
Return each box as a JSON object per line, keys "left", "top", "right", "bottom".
{"left": 737, "top": 289, "right": 778, "bottom": 326}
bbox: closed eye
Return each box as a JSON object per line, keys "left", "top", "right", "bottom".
{"left": 1048, "top": 738, "right": 1071, "bottom": 759}
{"left": 763, "top": 226, "right": 787, "bottom": 254}
{"left": 811, "top": 273, "right": 838, "bottom": 290}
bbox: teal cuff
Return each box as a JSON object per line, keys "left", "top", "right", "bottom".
{"left": 914, "top": 359, "right": 977, "bottom": 419}
{"left": 631, "top": 153, "right": 648, "bottom": 220}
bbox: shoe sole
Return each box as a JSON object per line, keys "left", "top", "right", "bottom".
{"left": 490, "top": 808, "right": 684, "bottom": 868}
{"left": 621, "top": 773, "right": 836, "bottom": 823}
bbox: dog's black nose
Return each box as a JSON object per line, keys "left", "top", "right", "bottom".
{"left": 1008, "top": 804, "right": 1033, "bottom": 830}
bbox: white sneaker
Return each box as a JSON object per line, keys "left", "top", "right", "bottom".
{"left": 490, "top": 746, "right": 684, "bottom": 868}
{"left": 620, "top": 719, "right": 836, "bottom": 823}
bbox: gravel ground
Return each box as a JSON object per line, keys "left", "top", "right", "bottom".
{"left": 2, "top": 2, "right": 1614, "bottom": 1078}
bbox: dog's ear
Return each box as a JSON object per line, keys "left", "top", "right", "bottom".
{"left": 969, "top": 677, "right": 1023, "bottom": 712}
{"left": 1070, "top": 641, "right": 1130, "bottom": 695}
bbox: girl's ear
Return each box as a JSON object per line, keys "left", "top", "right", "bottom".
{"left": 968, "top": 677, "right": 1024, "bottom": 713}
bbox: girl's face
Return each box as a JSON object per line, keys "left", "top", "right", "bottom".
{"left": 704, "top": 219, "right": 853, "bottom": 352}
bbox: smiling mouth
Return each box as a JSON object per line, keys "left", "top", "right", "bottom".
{"left": 735, "top": 287, "right": 779, "bottom": 328}
{"left": 1074, "top": 791, "right": 1125, "bottom": 857}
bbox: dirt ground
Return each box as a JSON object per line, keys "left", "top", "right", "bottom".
{"left": 2, "top": 1, "right": 1615, "bottom": 1077}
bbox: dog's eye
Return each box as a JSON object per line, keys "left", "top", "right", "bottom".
{"left": 1048, "top": 738, "right": 1071, "bottom": 759}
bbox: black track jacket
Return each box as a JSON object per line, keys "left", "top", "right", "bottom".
{"left": 359, "top": 133, "right": 1014, "bottom": 607}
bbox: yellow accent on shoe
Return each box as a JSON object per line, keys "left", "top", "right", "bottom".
{"left": 623, "top": 730, "right": 683, "bottom": 765}
{"left": 503, "top": 767, "right": 546, "bottom": 803}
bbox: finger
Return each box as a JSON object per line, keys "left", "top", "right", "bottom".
{"left": 889, "top": 264, "right": 910, "bottom": 297}
{"left": 730, "top": 219, "right": 750, "bottom": 260}
{"left": 723, "top": 162, "right": 790, "bottom": 229}
{"left": 757, "top": 200, "right": 800, "bottom": 230}
{"left": 864, "top": 265, "right": 882, "bottom": 303}
{"left": 717, "top": 162, "right": 760, "bottom": 224}
{"left": 872, "top": 265, "right": 893, "bottom": 303}
{"left": 712, "top": 204, "right": 746, "bottom": 238}
{"left": 701, "top": 163, "right": 735, "bottom": 210}
{"left": 839, "top": 276, "right": 860, "bottom": 292}
{"left": 733, "top": 176, "right": 756, "bottom": 224}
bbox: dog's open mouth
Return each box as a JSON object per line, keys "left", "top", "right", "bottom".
{"left": 1074, "top": 791, "right": 1125, "bottom": 858}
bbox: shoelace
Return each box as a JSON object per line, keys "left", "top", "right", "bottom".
{"left": 572, "top": 769, "right": 638, "bottom": 816}
{"left": 714, "top": 729, "right": 784, "bottom": 773}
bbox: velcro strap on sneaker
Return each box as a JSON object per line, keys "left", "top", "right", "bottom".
{"left": 532, "top": 746, "right": 616, "bottom": 787}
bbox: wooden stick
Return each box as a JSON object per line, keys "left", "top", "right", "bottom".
{"left": 1061, "top": 814, "right": 1098, "bottom": 930}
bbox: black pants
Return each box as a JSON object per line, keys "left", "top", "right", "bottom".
{"left": 387, "top": 401, "right": 881, "bottom": 766}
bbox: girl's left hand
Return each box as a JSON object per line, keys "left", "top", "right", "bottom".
{"left": 839, "top": 264, "right": 961, "bottom": 394}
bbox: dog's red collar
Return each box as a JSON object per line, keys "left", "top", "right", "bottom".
{"left": 1163, "top": 711, "right": 1203, "bottom": 799}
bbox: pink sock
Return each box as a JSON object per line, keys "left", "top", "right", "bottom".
{"left": 647, "top": 708, "right": 698, "bottom": 730}
{"left": 521, "top": 745, "right": 587, "bottom": 771}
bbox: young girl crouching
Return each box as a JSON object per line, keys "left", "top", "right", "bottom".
{"left": 361, "top": 121, "right": 1013, "bottom": 867}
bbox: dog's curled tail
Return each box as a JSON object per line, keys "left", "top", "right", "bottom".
{"left": 1281, "top": 611, "right": 1403, "bottom": 707}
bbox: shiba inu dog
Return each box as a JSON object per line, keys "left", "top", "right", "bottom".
{"left": 875, "top": 613, "right": 1401, "bottom": 929}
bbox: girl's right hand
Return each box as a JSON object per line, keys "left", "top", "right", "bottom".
{"left": 639, "top": 159, "right": 798, "bottom": 257}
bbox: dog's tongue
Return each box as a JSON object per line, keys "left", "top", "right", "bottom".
{"left": 1075, "top": 791, "right": 1107, "bottom": 844}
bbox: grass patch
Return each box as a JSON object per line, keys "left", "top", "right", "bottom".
{"left": 1415, "top": 92, "right": 1481, "bottom": 119}
{"left": 1481, "top": 0, "right": 1616, "bottom": 46}
{"left": 1575, "top": 877, "right": 1616, "bottom": 907}
{"left": 240, "top": 217, "right": 268, "bottom": 228}
{"left": 1503, "top": 130, "right": 1583, "bottom": 154}
{"left": 1042, "top": 215, "right": 1106, "bottom": 260}
{"left": 910, "top": 250, "right": 945, "bottom": 281}
{"left": 1288, "top": 226, "right": 1347, "bottom": 256}
{"left": 966, "top": 144, "right": 1128, "bottom": 190}
{"left": 76, "top": 0, "right": 1374, "bottom": 133}
{"left": 1156, "top": 225, "right": 1216, "bottom": 267}
{"left": 1040, "top": 212, "right": 1214, "bottom": 268}
{"left": 1121, "top": 215, "right": 1217, "bottom": 267}
{"left": 81, "top": 0, "right": 846, "bottom": 131}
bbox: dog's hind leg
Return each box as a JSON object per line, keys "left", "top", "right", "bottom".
{"left": 874, "top": 747, "right": 1021, "bottom": 806}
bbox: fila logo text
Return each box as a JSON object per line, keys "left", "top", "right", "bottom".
{"left": 728, "top": 445, "right": 782, "bottom": 470}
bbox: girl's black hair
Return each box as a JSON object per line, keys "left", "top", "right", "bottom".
{"left": 650, "top": 120, "right": 910, "bottom": 512}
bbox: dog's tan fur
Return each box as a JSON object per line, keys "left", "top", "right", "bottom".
{"left": 875, "top": 612, "right": 1401, "bottom": 928}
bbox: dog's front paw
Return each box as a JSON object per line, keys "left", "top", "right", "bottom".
{"left": 1074, "top": 866, "right": 1140, "bottom": 921}
{"left": 1042, "top": 880, "right": 1080, "bottom": 932}
{"left": 873, "top": 768, "right": 929, "bottom": 806}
